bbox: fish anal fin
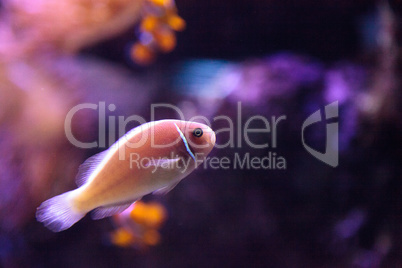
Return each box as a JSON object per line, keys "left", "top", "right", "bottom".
{"left": 75, "top": 149, "right": 109, "bottom": 187}
{"left": 91, "top": 202, "right": 134, "bottom": 220}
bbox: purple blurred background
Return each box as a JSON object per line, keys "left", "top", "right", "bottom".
{"left": 0, "top": 0, "right": 401, "bottom": 267}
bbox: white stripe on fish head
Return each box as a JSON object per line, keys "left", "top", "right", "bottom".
{"left": 174, "top": 123, "right": 196, "bottom": 162}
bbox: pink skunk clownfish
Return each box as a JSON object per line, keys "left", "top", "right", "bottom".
{"left": 36, "top": 120, "right": 216, "bottom": 232}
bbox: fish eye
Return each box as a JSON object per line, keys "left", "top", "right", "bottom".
{"left": 193, "top": 128, "right": 203, "bottom": 138}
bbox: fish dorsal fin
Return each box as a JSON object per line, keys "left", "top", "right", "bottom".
{"left": 75, "top": 149, "right": 109, "bottom": 187}
{"left": 153, "top": 181, "right": 180, "bottom": 195}
{"left": 91, "top": 202, "right": 134, "bottom": 220}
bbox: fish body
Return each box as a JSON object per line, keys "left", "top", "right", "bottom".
{"left": 37, "top": 120, "right": 215, "bottom": 232}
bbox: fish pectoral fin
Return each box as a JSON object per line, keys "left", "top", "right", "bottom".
{"left": 145, "top": 158, "right": 181, "bottom": 169}
{"left": 91, "top": 202, "right": 134, "bottom": 220}
{"left": 153, "top": 181, "right": 180, "bottom": 195}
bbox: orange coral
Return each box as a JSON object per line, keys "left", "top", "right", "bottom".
{"left": 149, "top": 0, "right": 172, "bottom": 6}
{"left": 111, "top": 201, "right": 167, "bottom": 249}
{"left": 166, "top": 14, "right": 186, "bottom": 32}
{"left": 143, "top": 229, "right": 161, "bottom": 246}
{"left": 154, "top": 29, "right": 177, "bottom": 53}
{"left": 111, "top": 228, "right": 135, "bottom": 247}
{"left": 140, "top": 16, "right": 160, "bottom": 32}
{"left": 130, "top": 201, "right": 167, "bottom": 228}
{"left": 130, "top": 0, "right": 186, "bottom": 65}
{"left": 130, "top": 43, "right": 156, "bottom": 65}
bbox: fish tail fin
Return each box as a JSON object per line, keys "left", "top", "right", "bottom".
{"left": 36, "top": 191, "right": 85, "bottom": 232}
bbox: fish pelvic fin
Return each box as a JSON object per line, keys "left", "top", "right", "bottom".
{"left": 153, "top": 180, "right": 180, "bottom": 195}
{"left": 36, "top": 191, "right": 85, "bottom": 232}
{"left": 91, "top": 202, "right": 134, "bottom": 220}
